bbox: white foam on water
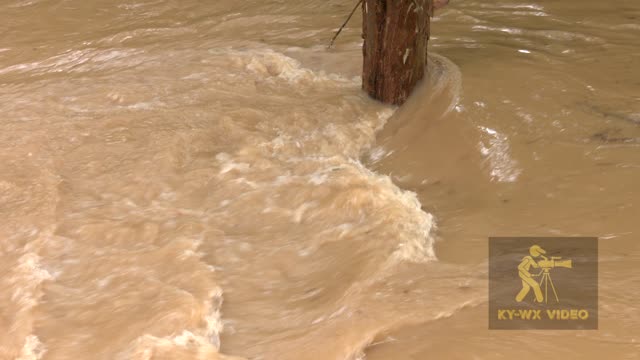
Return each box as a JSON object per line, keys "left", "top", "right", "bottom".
{"left": 219, "top": 160, "right": 251, "bottom": 175}
{"left": 17, "top": 335, "right": 46, "bottom": 360}
{"left": 292, "top": 201, "right": 317, "bottom": 223}
{"left": 348, "top": 160, "right": 437, "bottom": 263}
{"left": 366, "top": 146, "right": 390, "bottom": 164}
{"left": 0, "top": 250, "right": 53, "bottom": 360}
{"left": 123, "top": 331, "right": 219, "bottom": 360}
{"left": 478, "top": 126, "right": 522, "bottom": 183}
{"left": 10, "top": 253, "right": 53, "bottom": 311}
{"left": 308, "top": 170, "right": 329, "bottom": 185}
{"left": 119, "top": 288, "right": 236, "bottom": 360}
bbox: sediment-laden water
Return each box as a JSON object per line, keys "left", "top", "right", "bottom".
{"left": 1, "top": 1, "right": 639, "bottom": 359}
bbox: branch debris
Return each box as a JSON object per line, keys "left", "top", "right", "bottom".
{"left": 327, "top": 0, "right": 363, "bottom": 49}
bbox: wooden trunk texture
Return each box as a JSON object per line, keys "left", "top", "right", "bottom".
{"left": 362, "top": 0, "right": 432, "bottom": 105}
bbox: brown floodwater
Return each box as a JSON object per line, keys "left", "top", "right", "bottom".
{"left": 0, "top": 0, "right": 639, "bottom": 359}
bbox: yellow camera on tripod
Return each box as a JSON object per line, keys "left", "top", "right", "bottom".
{"left": 537, "top": 256, "right": 572, "bottom": 270}
{"left": 535, "top": 256, "right": 572, "bottom": 303}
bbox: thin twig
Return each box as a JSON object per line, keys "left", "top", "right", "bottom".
{"left": 327, "top": 0, "right": 363, "bottom": 49}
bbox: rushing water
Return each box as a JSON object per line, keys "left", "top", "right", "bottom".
{"left": 1, "top": 0, "right": 639, "bottom": 359}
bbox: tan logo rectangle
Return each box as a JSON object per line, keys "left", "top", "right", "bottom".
{"left": 489, "top": 237, "right": 598, "bottom": 330}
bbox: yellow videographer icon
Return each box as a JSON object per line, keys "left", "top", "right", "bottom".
{"left": 516, "top": 245, "right": 572, "bottom": 303}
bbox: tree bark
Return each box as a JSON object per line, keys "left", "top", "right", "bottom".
{"left": 362, "top": 0, "right": 433, "bottom": 105}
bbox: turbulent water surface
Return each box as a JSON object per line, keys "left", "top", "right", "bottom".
{"left": 1, "top": 0, "right": 639, "bottom": 359}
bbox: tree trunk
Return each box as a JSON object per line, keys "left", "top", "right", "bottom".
{"left": 362, "top": 0, "right": 432, "bottom": 105}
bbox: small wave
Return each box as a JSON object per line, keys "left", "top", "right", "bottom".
{"left": 351, "top": 298, "right": 484, "bottom": 360}
{"left": 0, "top": 48, "right": 144, "bottom": 76}
{"left": 212, "top": 48, "right": 360, "bottom": 86}
{"left": 0, "top": 252, "right": 52, "bottom": 360}
{"left": 117, "top": 288, "right": 242, "bottom": 360}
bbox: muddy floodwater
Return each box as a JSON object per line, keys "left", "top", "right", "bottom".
{"left": 1, "top": 0, "right": 639, "bottom": 359}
